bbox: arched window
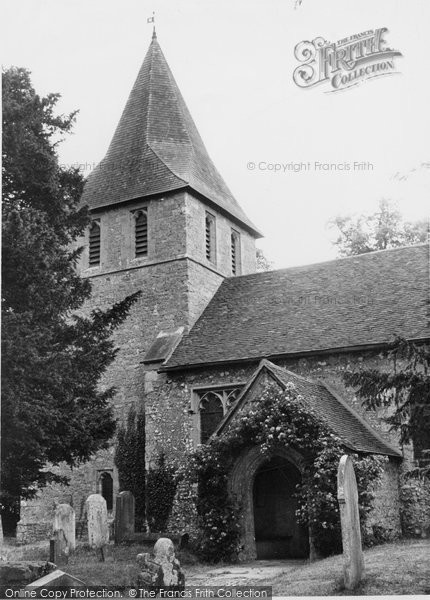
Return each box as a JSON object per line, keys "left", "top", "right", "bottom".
{"left": 135, "top": 209, "right": 148, "bottom": 257}
{"left": 100, "top": 472, "right": 113, "bottom": 511}
{"left": 89, "top": 220, "right": 101, "bottom": 266}
{"left": 199, "top": 392, "right": 224, "bottom": 443}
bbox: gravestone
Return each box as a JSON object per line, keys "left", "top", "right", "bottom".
{"left": 115, "top": 491, "right": 135, "bottom": 544}
{"left": 337, "top": 455, "right": 364, "bottom": 590}
{"left": 86, "top": 494, "right": 109, "bottom": 549}
{"left": 53, "top": 503, "right": 75, "bottom": 551}
{"left": 136, "top": 537, "right": 185, "bottom": 589}
{"left": 50, "top": 529, "right": 68, "bottom": 566}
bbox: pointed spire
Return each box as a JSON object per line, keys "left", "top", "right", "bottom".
{"left": 81, "top": 35, "right": 261, "bottom": 237}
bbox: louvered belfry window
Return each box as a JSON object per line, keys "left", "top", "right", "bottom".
{"left": 231, "top": 232, "right": 237, "bottom": 275}
{"left": 231, "top": 230, "right": 241, "bottom": 276}
{"left": 231, "top": 235, "right": 236, "bottom": 274}
{"left": 135, "top": 209, "right": 148, "bottom": 257}
{"left": 205, "top": 212, "right": 216, "bottom": 263}
{"left": 89, "top": 220, "right": 101, "bottom": 266}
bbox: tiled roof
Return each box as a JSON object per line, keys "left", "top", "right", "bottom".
{"left": 164, "top": 244, "right": 430, "bottom": 369}
{"left": 216, "top": 360, "right": 402, "bottom": 457}
{"left": 81, "top": 33, "right": 261, "bottom": 237}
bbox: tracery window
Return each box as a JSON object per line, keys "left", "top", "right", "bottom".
{"left": 196, "top": 387, "right": 243, "bottom": 443}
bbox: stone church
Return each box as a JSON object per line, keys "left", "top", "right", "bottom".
{"left": 18, "top": 32, "right": 430, "bottom": 557}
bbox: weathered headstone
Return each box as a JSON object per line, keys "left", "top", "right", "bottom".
{"left": 337, "top": 454, "right": 364, "bottom": 590}
{"left": 136, "top": 553, "right": 163, "bottom": 588}
{"left": 136, "top": 537, "right": 185, "bottom": 589}
{"left": 50, "top": 529, "right": 68, "bottom": 566}
{"left": 115, "top": 491, "right": 135, "bottom": 544}
{"left": 86, "top": 494, "right": 109, "bottom": 550}
{"left": 53, "top": 503, "right": 75, "bottom": 551}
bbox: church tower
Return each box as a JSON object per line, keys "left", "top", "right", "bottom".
{"left": 78, "top": 29, "right": 260, "bottom": 390}
{"left": 16, "top": 32, "right": 261, "bottom": 541}
{"left": 74, "top": 32, "right": 261, "bottom": 501}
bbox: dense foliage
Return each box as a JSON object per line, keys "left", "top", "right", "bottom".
{"left": 344, "top": 337, "right": 430, "bottom": 470}
{"left": 146, "top": 453, "right": 177, "bottom": 532}
{"left": 1, "top": 67, "right": 140, "bottom": 534}
{"left": 188, "top": 383, "right": 385, "bottom": 562}
{"left": 329, "top": 199, "right": 427, "bottom": 257}
{"left": 114, "top": 407, "right": 147, "bottom": 530}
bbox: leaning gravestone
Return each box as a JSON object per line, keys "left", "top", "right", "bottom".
{"left": 115, "top": 491, "right": 135, "bottom": 544}
{"left": 86, "top": 494, "right": 109, "bottom": 550}
{"left": 54, "top": 503, "right": 75, "bottom": 552}
{"left": 136, "top": 538, "right": 185, "bottom": 589}
{"left": 337, "top": 454, "right": 364, "bottom": 590}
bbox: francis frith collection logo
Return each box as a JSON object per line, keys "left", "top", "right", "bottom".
{"left": 293, "top": 28, "right": 402, "bottom": 92}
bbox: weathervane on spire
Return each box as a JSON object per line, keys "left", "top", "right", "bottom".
{"left": 147, "top": 11, "right": 156, "bottom": 39}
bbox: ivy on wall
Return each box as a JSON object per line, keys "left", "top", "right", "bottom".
{"left": 187, "top": 382, "right": 386, "bottom": 562}
{"left": 146, "top": 452, "right": 177, "bottom": 532}
{"left": 114, "top": 406, "right": 146, "bottom": 531}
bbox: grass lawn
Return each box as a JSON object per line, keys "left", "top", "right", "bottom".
{"left": 265, "top": 539, "right": 430, "bottom": 595}
{"left": 2, "top": 538, "right": 429, "bottom": 595}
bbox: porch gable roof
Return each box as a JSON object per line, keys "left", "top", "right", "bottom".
{"left": 214, "top": 359, "right": 402, "bottom": 457}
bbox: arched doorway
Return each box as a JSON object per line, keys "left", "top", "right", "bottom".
{"left": 253, "top": 456, "right": 309, "bottom": 559}
{"left": 99, "top": 471, "right": 113, "bottom": 511}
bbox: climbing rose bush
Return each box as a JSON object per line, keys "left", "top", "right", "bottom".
{"left": 187, "top": 382, "right": 386, "bottom": 562}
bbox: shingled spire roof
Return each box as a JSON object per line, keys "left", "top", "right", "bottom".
{"left": 81, "top": 33, "right": 261, "bottom": 237}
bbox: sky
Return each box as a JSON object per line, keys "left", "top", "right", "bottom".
{"left": 1, "top": 0, "right": 429, "bottom": 268}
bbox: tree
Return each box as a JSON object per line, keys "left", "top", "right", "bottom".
{"left": 344, "top": 338, "right": 430, "bottom": 471}
{"left": 1, "top": 67, "right": 140, "bottom": 534}
{"left": 114, "top": 407, "right": 146, "bottom": 531}
{"left": 256, "top": 247, "right": 273, "bottom": 272}
{"left": 329, "top": 199, "right": 428, "bottom": 257}
{"left": 329, "top": 201, "right": 429, "bottom": 470}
